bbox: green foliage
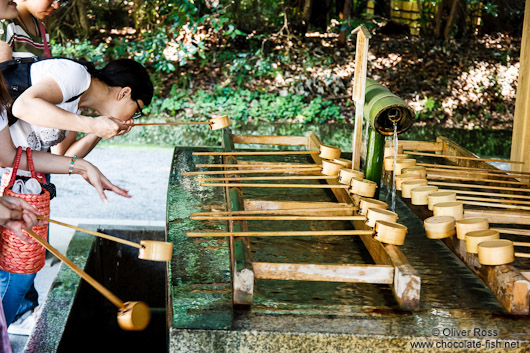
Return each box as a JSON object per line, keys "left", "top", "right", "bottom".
{"left": 51, "top": 39, "right": 107, "bottom": 66}
{"left": 146, "top": 84, "right": 343, "bottom": 125}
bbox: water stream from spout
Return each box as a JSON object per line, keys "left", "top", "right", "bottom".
{"left": 391, "top": 122, "right": 398, "bottom": 212}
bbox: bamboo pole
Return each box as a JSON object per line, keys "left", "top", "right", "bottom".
{"left": 187, "top": 230, "right": 374, "bottom": 237}
{"left": 193, "top": 151, "right": 318, "bottom": 156}
{"left": 200, "top": 183, "right": 349, "bottom": 189}
{"left": 428, "top": 181, "right": 530, "bottom": 193}
{"left": 195, "top": 163, "right": 317, "bottom": 168}
{"left": 460, "top": 200, "right": 530, "bottom": 211}
{"left": 24, "top": 229, "right": 125, "bottom": 308}
{"left": 423, "top": 166, "right": 530, "bottom": 179}
{"left": 515, "top": 252, "right": 530, "bottom": 258}
{"left": 457, "top": 195, "right": 530, "bottom": 205}
{"left": 418, "top": 162, "right": 530, "bottom": 176}
{"left": 190, "top": 215, "right": 365, "bottom": 221}
{"left": 427, "top": 174, "right": 530, "bottom": 186}
{"left": 195, "top": 175, "right": 335, "bottom": 182}
{"left": 127, "top": 122, "right": 210, "bottom": 126}
{"left": 182, "top": 167, "right": 321, "bottom": 176}
{"left": 493, "top": 228, "right": 530, "bottom": 236}
{"left": 405, "top": 151, "right": 523, "bottom": 164}
{"left": 439, "top": 188, "right": 530, "bottom": 200}
{"left": 190, "top": 207, "right": 356, "bottom": 216}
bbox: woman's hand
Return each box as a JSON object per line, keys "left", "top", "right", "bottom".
{"left": 91, "top": 116, "right": 130, "bottom": 139}
{"left": 0, "top": 196, "right": 40, "bottom": 241}
{"left": 76, "top": 160, "right": 131, "bottom": 202}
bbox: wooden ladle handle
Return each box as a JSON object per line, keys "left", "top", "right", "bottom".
{"left": 24, "top": 229, "right": 151, "bottom": 331}
{"left": 40, "top": 217, "right": 173, "bottom": 262}
{"left": 24, "top": 229, "right": 124, "bottom": 308}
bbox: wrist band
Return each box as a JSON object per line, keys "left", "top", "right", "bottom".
{"left": 68, "top": 155, "right": 77, "bottom": 176}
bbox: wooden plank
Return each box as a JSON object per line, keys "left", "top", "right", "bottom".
{"left": 308, "top": 132, "right": 421, "bottom": 311}
{"left": 442, "top": 237, "right": 530, "bottom": 315}
{"left": 243, "top": 200, "right": 356, "bottom": 216}
{"left": 232, "top": 134, "right": 308, "bottom": 146}
{"left": 222, "top": 132, "right": 254, "bottom": 307}
{"left": 437, "top": 136, "right": 493, "bottom": 170}
{"left": 351, "top": 25, "right": 370, "bottom": 170}
{"left": 392, "top": 140, "right": 443, "bottom": 152}
{"left": 510, "top": 0, "right": 530, "bottom": 174}
{"left": 253, "top": 262, "right": 394, "bottom": 284}
{"left": 193, "top": 206, "right": 356, "bottom": 217}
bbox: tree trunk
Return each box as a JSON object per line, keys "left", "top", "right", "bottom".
{"left": 443, "top": 0, "right": 459, "bottom": 39}
{"left": 338, "top": 0, "right": 352, "bottom": 47}
{"left": 434, "top": 0, "right": 449, "bottom": 39}
{"left": 75, "top": 0, "right": 89, "bottom": 38}
{"left": 302, "top": 0, "right": 313, "bottom": 26}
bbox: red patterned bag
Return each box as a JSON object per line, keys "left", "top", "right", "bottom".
{"left": 0, "top": 147, "right": 50, "bottom": 274}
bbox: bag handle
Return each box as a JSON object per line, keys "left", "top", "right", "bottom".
{"left": 7, "top": 147, "right": 40, "bottom": 188}
{"left": 38, "top": 22, "right": 51, "bottom": 57}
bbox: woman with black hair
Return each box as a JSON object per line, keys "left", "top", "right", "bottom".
{"left": 10, "top": 57, "right": 154, "bottom": 158}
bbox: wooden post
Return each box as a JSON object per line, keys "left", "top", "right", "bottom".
{"left": 351, "top": 25, "right": 371, "bottom": 170}
{"left": 511, "top": 0, "right": 530, "bottom": 173}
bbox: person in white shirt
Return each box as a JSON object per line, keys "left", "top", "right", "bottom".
{"left": 10, "top": 57, "right": 153, "bottom": 158}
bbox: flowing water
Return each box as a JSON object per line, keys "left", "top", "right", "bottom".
{"left": 390, "top": 122, "right": 399, "bottom": 212}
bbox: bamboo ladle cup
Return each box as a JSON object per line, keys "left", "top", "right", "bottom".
{"left": 477, "top": 239, "right": 530, "bottom": 265}
{"left": 126, "top": 115, "right": 231, "bottom": 130}
{"left": 24, "top": 229, "right": 150, "bottom": 331}
{"left": 40, "top": 217, "right": 173, "bottom": 262}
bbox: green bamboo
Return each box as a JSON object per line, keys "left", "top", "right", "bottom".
{"left": 363, "top": 79, "right": 415, "bottom": 136}
{"left": 364, "top": 127, "right": 385, "bottom": 197}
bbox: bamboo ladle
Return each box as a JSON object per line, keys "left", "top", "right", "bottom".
{"left": 40, "top": 217, "right": 173, "bottom": 262}
{"left": 194, "top": 175, "right": 335, "bottom": 182}
{"left": 24, "top": 229, "right": 150, "bottom": 331}
{"left": 182, "top": 167, "right": 321, "bottom": 176}
{"left": 477, "top": 239, "right": 530, "bottom": 265}
{"left": 126, "top": 115, "right": 231, "bottom": 130}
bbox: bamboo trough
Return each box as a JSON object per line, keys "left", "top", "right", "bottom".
{"left": 186, "top": 131, "right": 421, "bottom": 311}
{"left": 388, "top": 136, "right": 530, "bottom": 315}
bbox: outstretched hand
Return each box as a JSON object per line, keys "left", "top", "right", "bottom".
{"left": 0, "top": 196, "right": 40, "bottom": 241}
{"left": 81, "top": 162, "right": 131, "bottom": 202}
